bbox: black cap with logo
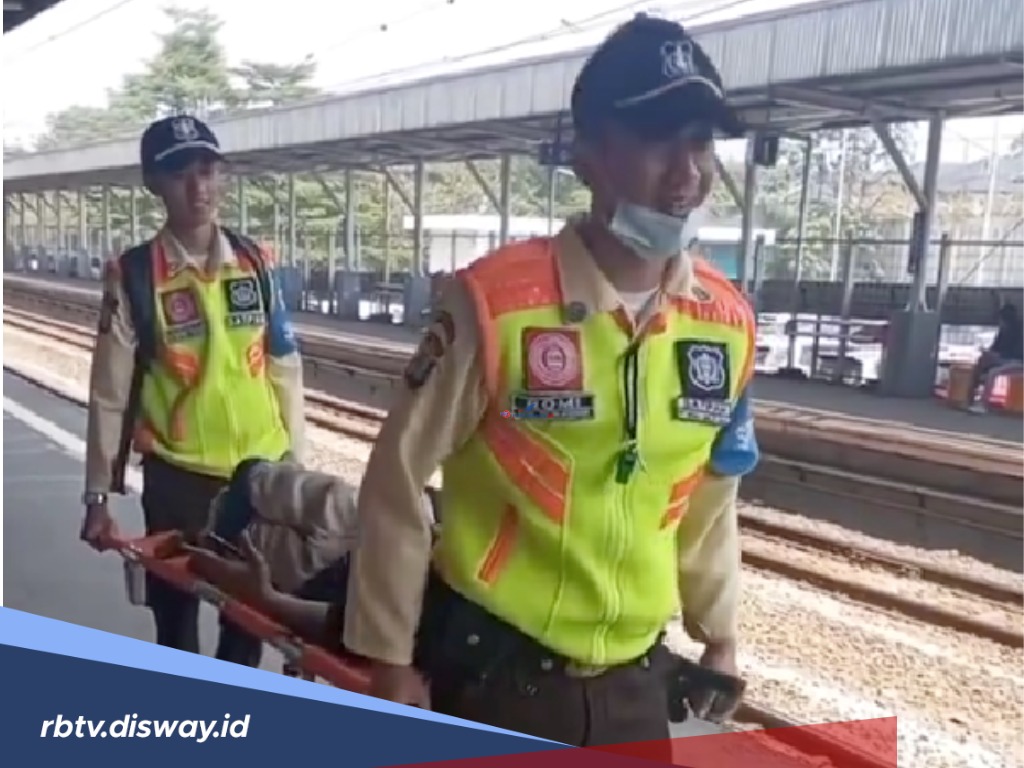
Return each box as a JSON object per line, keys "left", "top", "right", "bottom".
{"left": 140, "top": 114, "right": 225, "bottom": 175}
{"left": 571, "top": 13, "right": 744, "bottom": 141}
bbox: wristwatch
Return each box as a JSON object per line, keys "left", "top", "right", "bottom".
{"left": 82, "top": 491, "right": 109, "bottom": 506}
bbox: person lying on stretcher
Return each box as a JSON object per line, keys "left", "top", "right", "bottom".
{"left": 186, "top": 458, "right": 748, "bottom": 722}
{"left": 187, "top": 458, "right": 440, "bottom": 660}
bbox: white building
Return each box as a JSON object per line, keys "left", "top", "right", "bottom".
{"left": 402, "top": 215, "right": 564, "bottom": 274}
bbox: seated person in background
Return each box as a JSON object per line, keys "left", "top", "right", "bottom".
{"left": 967, "top": 302, "right": 1024, "bottom": 414}
{"left": 189, "top": 458, "right": 440, "bottom": 660}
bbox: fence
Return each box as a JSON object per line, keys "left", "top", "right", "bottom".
{"left": 761, "top": 236, "right": 1024, "bottom": 287}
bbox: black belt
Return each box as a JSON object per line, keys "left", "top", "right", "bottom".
{"left": 415, "top": 573, "right": 662, "bottom": 682}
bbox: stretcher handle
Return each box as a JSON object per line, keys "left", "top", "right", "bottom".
{"left": 102, "top": 531, "right": 371, "bottom": 694}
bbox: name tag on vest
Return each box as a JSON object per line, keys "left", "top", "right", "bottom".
{"left": 510, "top": 392, "right": 595, "bottom": 421}
{"left": 674, "top": 340, "right": 734, "bottom": 427}
{"left": 224, "top": 276, "right": 265, "bottom": 328}
{"left": 515, "top": 327, "right": 595, "bottom": 421}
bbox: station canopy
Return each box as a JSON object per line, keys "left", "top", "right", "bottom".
{"left": 4, "top": 0, "right": 66, "bottom": 34}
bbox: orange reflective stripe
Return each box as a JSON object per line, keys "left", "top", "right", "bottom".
{"left": 461, "top": 239, "right": 559, "bottom": 398}
{"left": 477, "top": 504, "right": 519, "bottom": 584}
{"left": 460, "top": 272, "right": 502, "bottom": 401}
{"left": 466, "top": 238, "right": 561, "bottom": 318}
{"left": 246, "top": 337, "right": 266, "bottom": 377}
{"left": 159, "top": 346, "right": 202, "bottom": 443}
{"left": 161, "top": 347, "right": 200, "bottom": 386}
{"left": 479, "top": 411, "right": 570, "bottom": 524}
{"left": 152, "top": 236, "right": 233, "bottom": 284}
{"left": 462, "top": 238, "right": 563, "bottom": 400}
{"left": 153, "top": 240, "right": 171, "bottom": 285}
{"left": 168, "top": 389, "right": 192, "bottom": 442}
{"left": 660, "top": 469, "right": 704, "bottom": 529}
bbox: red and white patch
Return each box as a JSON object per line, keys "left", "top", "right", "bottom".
{"left": 161, "top": 289, "right": 199, "bottom": 326}
{"left": 523, "top": 328, "right": 583, "bottom": 391}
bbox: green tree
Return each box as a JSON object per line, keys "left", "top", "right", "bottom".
{"left": 142, "top": 6, "right": 235, "bottom": 117}
{"left": 232, "top": 57, "right": 318, "bottom": 106}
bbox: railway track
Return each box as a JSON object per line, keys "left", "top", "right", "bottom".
{"left": 6, "top": 281, "right": 1023, "bottom": 571}
{"left": 6, "top": 307, "right": 1022, "bottom": 644}
{"left": 4, "top": 308, "right": 1018, "bottom": 768}
{"left": 6, "top": 276, "right": 1021, "bottom": 494}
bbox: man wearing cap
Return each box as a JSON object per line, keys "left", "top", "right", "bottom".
{"left": 80, "top": 114, "right": 306, "bottom": 666}
{"left": 343, "top": 14, "right": 758, "bottom": 747}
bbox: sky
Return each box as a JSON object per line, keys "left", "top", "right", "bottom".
{"left": 2, "top": 0, "right": 1022, "bottom": 163}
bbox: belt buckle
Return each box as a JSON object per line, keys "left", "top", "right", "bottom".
{"left": 565, "top": 661, "right": 608, "bottom": 678}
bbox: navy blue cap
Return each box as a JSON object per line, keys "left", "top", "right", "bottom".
{"left": 140, "top": 114, "right": 224, "bottom": 174}
{"left": 571, "top": 14, "right": 744, "bottom": 141}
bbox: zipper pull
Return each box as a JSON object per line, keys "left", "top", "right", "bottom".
{"left": 615, "top": 445, "right": 638, "bottom": 485}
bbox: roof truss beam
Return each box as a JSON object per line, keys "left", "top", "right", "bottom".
{"left": 770, "top": 84, "right": 935, "bottom": 122}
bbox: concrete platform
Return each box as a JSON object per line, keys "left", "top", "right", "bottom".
{"left": 1, "top": 370, "right": 729, "bottom": 741}
{"left": 1, "top": 370, "right": 285, "bottom": 673}
{"left": 752, "top": 376, "right": 1023, "bottom": 445}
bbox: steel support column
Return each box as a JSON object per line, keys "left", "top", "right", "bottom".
{"left": 792, "top": 138, "right": 812, "bottom": 283}
{"left": 3, "top": 197, "right": 12, "bottom": 252}
{"left": 498, "top": 154, "right": 511, "bottom": 246}
{"left": 737, "top": 141, "right": 758, "bottom": 295}
{"left": 77, "top": 190, "right": 87, "bottom": 271}
{"left": 910, "top": 115, "right": 944, "bottom": 310}
{"left": 18, "top": 193, "right": 26, "bottom": 249}
{"left": 877, "top": 115, "right": 946, "bottom": 399}
{"left": 129, "top": 188, "right": 138, "bottom": 243}
{"left": 102, "top": 186, "right": 112, "bottom": 257}
{"left": 344, "top": 170, "right": 357, "bottom": 270}
{"left": 54, "top": 191, "right": 63, "bottom": 255}
{"left": 237, "top": 177, "right": 248, "bottom": 235}
{"left": 287, "top": 174, "right": 297, "bottom": 268}
{"left": 412, "top": 161, "right": 425, "bottom": 275}
{"left": 546, "top": 166, "right": 557, "bottom": 236}
{"left": 36, "top": 192, "right": 45, "bottom": 250}
{"left": 311, "top": 172, "right": 343, "bottom": 278}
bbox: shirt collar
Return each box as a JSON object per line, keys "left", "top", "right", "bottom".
{"left": 158, "top": 225, "right": 236, "bottom": 276}
{"left": 552, "top": 217, "right": 701, "bottom": 325}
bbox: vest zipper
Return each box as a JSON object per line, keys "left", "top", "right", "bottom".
{"left": 615, "top": 341, "right": 641, "bottom": 484}
{"left": 597, "top": 340, "right": 644, "bottom": 661}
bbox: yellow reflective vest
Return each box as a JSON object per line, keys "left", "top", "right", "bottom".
{"left": 434, "top": 239, "right": 755, "bottom": 667}
{"left": 134, "top": 240, "right": 291, "bottom": 478}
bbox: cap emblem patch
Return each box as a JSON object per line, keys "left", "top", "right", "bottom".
{"left": 661, "top": 39, "right": 696, "bottom": 80}
{"left": 171, "top": 117, "right": 200, "bottom": 142}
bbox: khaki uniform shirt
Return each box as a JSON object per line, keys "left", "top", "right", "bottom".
{"left": 84, "top": 227, "right": 306, "bottom": 494}
{"left": 214, "top": 462, "right": 436, "bottom": 595}
{"left": 344, "top": 222, "right": 744, "bottom": 666}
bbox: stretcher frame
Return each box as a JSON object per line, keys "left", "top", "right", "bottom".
{"left": 108, "top": 531, "right": 371, "bottom": 692}
{"left": 105, "top": 536, "right": 895, "bottom": 768}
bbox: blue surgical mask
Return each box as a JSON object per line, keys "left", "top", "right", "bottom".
{"left": 608, "top": 202, "right": 705, "bottom": 261}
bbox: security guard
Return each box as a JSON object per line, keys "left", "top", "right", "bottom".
{"left": 80, "top": 114, "right": 306, "bottom": 666}
{"left": 344, "top": 14, "right": 757, "bottom": 749}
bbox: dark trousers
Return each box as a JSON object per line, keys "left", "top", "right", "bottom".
{"left": 419, "top": 579, "right": 673, "bottom": 758}
{"left": 431, "top": 649, "right": 672, "bottom": 754}
{"left": 140, "top": 455, "right": 263, "bottom": 667}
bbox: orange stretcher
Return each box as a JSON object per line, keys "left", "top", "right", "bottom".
{"left": 105, "top": 531, "right": 371, "bottom": 693}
